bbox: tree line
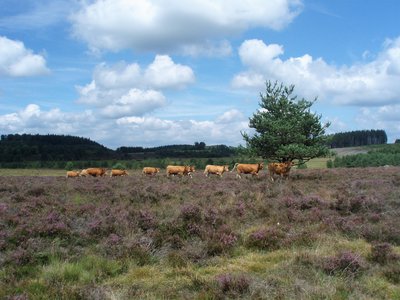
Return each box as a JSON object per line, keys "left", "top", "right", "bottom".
{"left": 0, "top": 134, "right": 238, "bottom": 168}
{"left": 330, "top": 144, "right": 400, "bottom": 168}
{"left": 327, "top": 129, "right": 387, "bottom": 148}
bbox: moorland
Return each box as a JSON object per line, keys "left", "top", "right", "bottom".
{"left": 0, "top": 166, "right": 399, "bottom": 299}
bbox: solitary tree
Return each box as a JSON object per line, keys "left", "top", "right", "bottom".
{"left": 242, "top": 81, "right": 330, "bottom": 164}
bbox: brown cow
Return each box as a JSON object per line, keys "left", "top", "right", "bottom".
{"left": 111, "top": 169, "right": 129, "bottom": 177}
{"left": 79, "top": 169, "right": 89, "bottom": 177}
{"left": 232, "top": 162, "right": 263, "bottom": 178}
{"left": 204, "top": 165, "right": 229, "bottom": 177}
{"left": 66, "top": 171, "right": 80, "bottom": 178}
{"left": 268, "top": 161, "right": 294, "bottom": 182}
{"left": 142, "top": 167, "right": 160, "bottom": 176}
{"left": 84, "top": 167, "right": 107, "bottom": 177}
{"left": 166, "top": 165, "right": 195, "bottom": 178}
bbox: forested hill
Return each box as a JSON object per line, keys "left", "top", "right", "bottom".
{"left": 327, "top": 129, "right": 387, "bottom": 148}
{"left": 0, "top": 134, "right": 116, "bottom": 162}
{"left": 0, "top": 134, "right": 237, "bottom": 162}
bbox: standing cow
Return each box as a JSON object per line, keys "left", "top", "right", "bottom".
{"left": 142, "top": 167, "right": 160, "bottom": 176}
{"left": 268, "top": 161, "right": 294, "bottom": 182}
{"left": 231, "top": 162, "right": 263, "bottom": 178}
{"left": 204, "top": 165, "right": 229, "bottom": 177}
{"left": 166, "top": 165, "right": 195, "bottom": 178}
{"left": 66, "top": 171, "right": 80, "bottom": 178}
{"left": 111, "top": 169, "right": 129, "bottom": 177}
{"left": 82, "top": 167, "right": 107, "bottom": 177}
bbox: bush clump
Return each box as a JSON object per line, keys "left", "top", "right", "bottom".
{"left": 245, "top": 226, "right": 286, "bottom": 251}
{"left": 368, "top": 243, "right": 398, "bottom": 264}
{"left": 321, "top": 251, "right": 365, "bottom": 277}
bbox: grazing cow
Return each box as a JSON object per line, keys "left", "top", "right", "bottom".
{"left": 66, "top": 171, "right": 80, "bottom": 178}
{"left": 268, "top": 161, "right": 294, "bottom": 182}
{"left": 204, "top": 165, "right": 229, "bottom": 177}
{"left": 111, "top": 169, "right": 129, "bottom": 177}
{"left": 166, "top": 165, "right": 195, "bottom": 178}
{"left": 84, "top": 167, "right": 107, "bottom": 177}
{"left": 142, "top": 167, "right": 160, "bottom": 176}
{"left": 231, "top": 162, "right": 264, "bottom": 178}
{"left": 79, "top": 169, "right": 89, "bottom": 177}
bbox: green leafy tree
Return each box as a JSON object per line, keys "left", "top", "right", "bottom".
{"left": 242, "top": 81, "right": 330, "bottom": 163}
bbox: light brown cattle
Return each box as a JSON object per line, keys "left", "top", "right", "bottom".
{"left": 232, "top": 162, "right": 264, "bottom": 178}
{"left": 166, "top": 165, "right": 195, "bottom": 178}
{"left": 268, "top": 161, "right": 294, "bottom": 182}
{"left": 142, "top": 167, "right": 160, "bottom": 176}
{"left": 111, "top": 169, "right": 129, "bottom": 177}
{"left": 204, "top": 165, "right": 229, "bottom": 177}
{"left": 79, "top": 169, "right": 89, "bottom": 177}
{"left": 84, "top": 167, "right": 107, "bottom": 177}
{"left": 66, "top": 171, "right": 80, "bottom": 178}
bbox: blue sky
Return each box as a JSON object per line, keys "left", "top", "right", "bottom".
{"left": 1, "top": 0, "right": 399, "bottom": 149}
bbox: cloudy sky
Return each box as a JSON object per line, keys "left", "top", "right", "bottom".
{"left": 1, "top": 0, "right": 399, "bottom": 148}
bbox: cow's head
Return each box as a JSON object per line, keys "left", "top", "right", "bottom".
{"left": 156, "top": 168, "right": 160, "bottom": 173}
{"left": 224, "top": 165, "right": 229, "bottom": 172}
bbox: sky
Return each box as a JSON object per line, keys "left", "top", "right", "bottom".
{"left": 0, "top": 0, "right": 399, "bottom": 149}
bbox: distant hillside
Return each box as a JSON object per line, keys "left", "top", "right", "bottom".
{"left": 327, "top": 129, "right": 387, "bottom": 148}
{"left": 0, "top": 134, "right": 117, "bottom": 162}
{"left": 0, "top": 134, "right": 238, "bottom": 165}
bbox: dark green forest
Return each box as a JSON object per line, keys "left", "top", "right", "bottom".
{"left": 327, "top": 129, "right": 387, "bottom": 148}
{"left": 0, "top": 134, "right": 237, "bottom": 168}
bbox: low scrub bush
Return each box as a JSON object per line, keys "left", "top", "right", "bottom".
{"left": 245, "top": 226, "right": 286, "bottom": 251}
{"left": 368, "top": 243, "right": 398, "bottom": 264}
{"left": 320, "top": 251, "right": 366, "bottom": 277}
{"left": 215, "top": 273, "right": 251, "bottom": 296}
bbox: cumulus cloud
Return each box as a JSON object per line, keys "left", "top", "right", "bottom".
{"left": 0, "top": 104, "right": 93, "bottom": 134}
{"left": 144, "top": 55, "right": 195, "bottom": 89}
{"left": 70, "top": 0, "right": 302, "bottom": 54}
{"left": 232, "top": 38, "right": 400, "bottom": 106}
{"left": 0, "top": 36, "right": 50, "bottom": 77}
{"left": 77, "top": 55, "right": 194, "bottom": 117}
{"left": 115, "top": 110, "right": 248, "bottom": 146}
{"left": 356, "top": 105, "right": 400, "bottom": 143}
{"left": 0, "top": 104, "right": 249, "bottom": 148}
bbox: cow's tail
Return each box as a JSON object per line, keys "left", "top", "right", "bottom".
{"left": 231, "top": 163, "right": 239, "bottom": 172}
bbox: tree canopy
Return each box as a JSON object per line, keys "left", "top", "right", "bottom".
{"left": 242, "top": 81, "right": 330, "bottom": 163}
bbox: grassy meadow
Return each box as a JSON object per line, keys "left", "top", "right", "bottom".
{"left": 0, "top": 165, "right": 400, "bottom": 299}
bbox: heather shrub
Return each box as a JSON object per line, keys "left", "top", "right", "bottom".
{"left": 206, "top": 225, "right": 238, "bottom": 255}
{"left": 137, "top": 210, "right": 157, "bottom": 231}
{"left": 383, "top": 262, "right": 400, "bottom": 284}
{"left": 368, "top": 243, "right": 398, "bottom": 264}
{"left": 321, "top": 251, "right": 365, "bottom": 277}
{"left": 215, "top": 273, "right": 251, "bottom": 296}
{"left": 180, "top": 204, "right": 202, "bottom": 223}
{"left": 204, "top": 207, "right": 224, "bottom": 228}
{"left": 246, "top": 226, "right": 286, "bottom": 251}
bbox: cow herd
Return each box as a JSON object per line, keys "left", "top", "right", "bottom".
{"left": 66, "top": 161, "right": 294, "bottom": 181}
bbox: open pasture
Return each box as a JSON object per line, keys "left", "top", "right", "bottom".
{"left": 1, "top": 167, "right": 400, "bottom": 299}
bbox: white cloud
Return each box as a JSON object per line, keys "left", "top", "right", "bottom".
{"left": 232, "top": 37, "right": 400, "bottom": 106}
{"left": 216, "top": 109, "right": 245, "bottom": 124}
{"left": 144, "top": 55, "right": 194, "bottom": 89}
{"left": 77, "top": 55, "right": 194, "bottom": 117}
{"left": 355, "top": 105, "right": 400, "bottom": 143}
{"left": 0, "top": 36, "right": 50, "bottom": 77}
{"left": 115, "top": 110, "right": 249, "bottom": 146}
{"left": 0, "top": 104, "right": 94, "bottom": 134}
{"left": 70, "top": 0, "right": 302, "bottom": 54}
{"left": 100, "top": 89, "right": 166, "bottom": 118}
{"left": 0, "top": 105, "right": 249, "bottom": 148}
